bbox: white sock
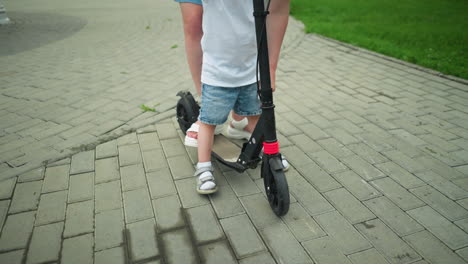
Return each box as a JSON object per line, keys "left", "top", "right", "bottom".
{"left": 197, "top": 162, "right": 215, "bottom": 190}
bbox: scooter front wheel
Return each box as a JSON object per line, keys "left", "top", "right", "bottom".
{"left": 262, "top": 156, "right": 289, "bottom": 216}
{"left": 176, "top": 91, "right": 199, "bottom": 134}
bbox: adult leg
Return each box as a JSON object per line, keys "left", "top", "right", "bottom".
{"left": 267, "top": 0, "right": 290, "bottom": 91}
{"left": 179, "top": 3, "right": 203, "bottom": 141}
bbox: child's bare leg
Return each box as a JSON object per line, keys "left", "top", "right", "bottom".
{"left": 198, "top": 123, "right": 215, "bottom": 162}
{"left": 244, "top": 115, "right": 260, "bottom": 134}
{"left": 195, "top": 122, "right": 217, "bottom": 194}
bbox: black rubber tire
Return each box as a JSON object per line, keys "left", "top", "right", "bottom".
{"left": 176, "top": 92, "right": 199, "bottom": 134}
{"left": 262, "top": 157, "right": 290, "bottom": 216}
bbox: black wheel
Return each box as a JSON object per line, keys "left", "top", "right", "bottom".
{"left": 176, "top": 91, "right": 199, "bottom": 134}
{"left": 262, "top": 156, "right": 289, "bottom": 216}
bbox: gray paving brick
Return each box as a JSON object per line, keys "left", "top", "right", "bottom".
{"left": 296, "top": 161, "right": 341, "bottom": 192}
{"left": 137, "top": 132, "right": 161, "bottom": 151}
{"left": 95, "top": 209, "right": 124, "bottom": 251}
{"left": 0, "top": 250, "right": 24, "bottom": 264}
{"left": 324, "top": 127, "right": 360, "bottom": 145}
{"left": 26, "top": 222, "right": 63, "bottom": 264}
{"left": 68, "top": 172, "right": 94, "bottom": 203}
{"left": 458, "top": 198, "right": 468, "bottom": 211}
{"left": 370, "top": 177, "right": 425, "bottom": 211}
{"left": 199, "top": 240, "right": 237, "bottom": 264}
{"left": 0, "top": 211, "right": 35, "bottom": 251}
{"left": 95, "top": 180, "right": 122, "bottom": 213}
{"left": 123, "top": 188, "right": 153, "bottom": 223}
{"left": 302, "top": 236, "right": 352, "bottom": 264}
{"left": 419, "top": 134, "right": 460, "bottom": 152}
{"left": 127, "top": 218, "right": 159, "bottom": 262}
{"left": 239, "top": 252, "right": 275, "bottom": 264}
{"left": 348, "top": 248, "right": 390, "bottom": 264}
{"left": 456, "top": 247, "right": 468, "bottom": 262}
{"left": 308, "top": 150, "right": 348, "bottom": 174}
{"left": 239, "top": 193, "right": 281, "bottom": 229}
{"left": 224, "top": 171, "right": 260, "bottom": 197}
{"left": 94, "top": 247, "right": 126, "bottom": 264}
{"left": 415, "top": 171, "right": 468, "bottom": 200}
{"left": 317, "top": 137, "right": 354, "bottom": 158}
{"left": 260, "top": 222, "right": 313, "bottom": 264}
{"left": 375, "top": 162, "right": 425, "bottom": 189}
{"left": 9, "top": 180, "right": 42, "bottom": 213}
{"left": 0, "top": 200, "right": 8, "bottom": 230}
{"left": 186, "top": 204, "right": 224, "bottom": 244}
{"left": 61, "top": 234, "right": 93, "bottom": 264}
{"left": 64, "top": 200, "right": 94, "bottom": 237}
{"left": 282, "top": 203, "right": 325, "bottom": 242}
{"left": 415, "top": 155, "right": 466, "bottom": 180}
{"left": 364, "top": 196, "right": 424, "bottom": 236}
{"left": 403, "top": 231, "right": 466, "bottom": 264}
{"left": 118, "top": 144, "right": 142, "bottom": 167}
{"left": 324, "top": 188, "right": 375, "bottom": 224}
{"left": 117, "top": 133, "right": 139, "bottom": 146}
{"left": 341, "top": 155, "right": 386, "bottom": 181}
{"left": 355, "top": 133, "right": 393, "bottom": 152}
{"left": 96, "top": 140, "right": 118, "bottom": 159}
{"left": 156, "top": 123, "right": 178, "bottom": 140}
{"left": 455, "top": 218, "right": 468, "bottom": 233}
{"left": 411, "top": 185, "right": 468, "bottom": 221}
{"left": 168, "top": 155, "right": 194, "bottom": 180}
{"left": 70, "top": 150, "right": 95, "bottom": 175}
{"left": 161, "top": 138, "right": 186, "bottom": 158}
{"left": 35, "top": 190, "right": 67, "bottom": 226}
{"left": 277, "top": 120, "right": 302, "bottom": 137}
{"left": 152, "top": 195, "right": 184, "bottom": 232}
{"left": 382, "top": 150, "right": 426, "bottom": 174}
{"left": 210, "top": 185, "right": 245, "bottom": 219}
{"left": 333, "top": 170, "right": 381, "bottom": 201}
{"left": 95, "top": 157, "right": 120, "bottom": 184}
{"left": 287, "top": 169, "right": 334, "bottom": 216}
{"left": 355, "top": 219, "right": 421, "bottom": 264}
{"left": 142, "top": 149, "right": 168, "bottom": 172}
{"left": 315, "top": 211, "right": 371, "bottom": 255}
{"left": 147, "top": 168, "right": 177, "bottom": 199}
{"left": 161, "top": 228, "right": 198, "bottom": 264}
{"left": 288, "top": 134, "right": 323, "bottom": 153}
{"left": 175, "top": 178, "right": 210, "bottom": 209}
{"left": 18, "top": 167, "right": 45, "bottom": 183}
{"left": 389, "top": 129, "right": 427, "bottom": 146}
{"left": 220, "top": 214, "right": 265, "bottom": 258}
{"left": 0, "top": 177, "right": 16, "bottom": 199}
{"left": 41, "top": 164, "right": 69, "bottom": 193}
{"left": 120, "top": 163, "right": 146, "bottom": 191}
{"left": 407, "top": 206, "right": 468, "bottom": 250}
{"left": 281, "top": 146, "right": 315, "bottom": 167}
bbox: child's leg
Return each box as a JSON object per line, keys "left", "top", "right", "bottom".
{"left": 197, "top": 123, "right": 215, "bottom": 162}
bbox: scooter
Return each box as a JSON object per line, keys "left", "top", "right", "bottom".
{"left": 176, "top": 0, "right": 289, "bottom": 216}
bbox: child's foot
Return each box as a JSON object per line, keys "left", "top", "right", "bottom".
{"left": 184, "top": 121, "right": 224, "bottom": 148}
{"left": 223, "top": 118, "right": 251, "bottom": 140}
{"left": 195, "top": 163, "right": 217, "bottom": 194}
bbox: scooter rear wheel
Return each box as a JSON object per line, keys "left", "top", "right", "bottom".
{"left": 176, "top": 91, "right": 199, "bottom": 134}
{"left": 262, "top": 157, "right": 289, "bottom": 216}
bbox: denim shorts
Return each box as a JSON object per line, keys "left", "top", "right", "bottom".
{"left": 174, "top": 0, "right": 202, "bottom": 5}
{"left": 200, "top": 83, "right": 262, "bottom": 125}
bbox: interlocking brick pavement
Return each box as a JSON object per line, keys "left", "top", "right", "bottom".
{"left": 1, "top": 0, "right": 468, "bottom": 263}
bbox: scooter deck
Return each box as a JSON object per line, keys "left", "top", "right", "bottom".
{"left": 212, "top": 135, "right": 241, "bottom": 162}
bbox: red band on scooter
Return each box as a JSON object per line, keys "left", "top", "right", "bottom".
{"left": 263, "top": 141, "right": 279, "bottom": 154}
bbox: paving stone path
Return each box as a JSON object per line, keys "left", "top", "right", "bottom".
{"left": 1, "top": 0, "right": 468, "bottom": 263}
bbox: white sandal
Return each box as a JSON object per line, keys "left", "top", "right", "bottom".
{"left": 194, "top": 166, "right": 217, "bottom": 194}
{"left": 223, "top": 118, "right": 252, "bottom": 140}
{"left": 184, "top": 122, "right": 224, "bottom": 148}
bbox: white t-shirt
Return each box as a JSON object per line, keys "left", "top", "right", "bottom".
{"left": 201, "top": 0, "right": 257, "bottom": 87}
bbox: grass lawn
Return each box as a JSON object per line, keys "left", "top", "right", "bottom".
{"left": 290, "top": 0, "right": 468, "bottom": 80}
